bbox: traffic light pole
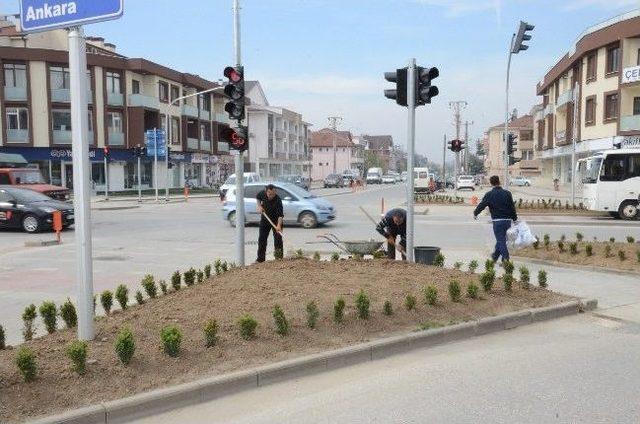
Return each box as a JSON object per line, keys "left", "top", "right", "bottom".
{"left": 233, "top": 0, "right": 245, "bottom": 266}
{"left": 503, "top": 33, "right": 515, "bottom": 188}
{"left": 165, "top": 115, "right": 170, "bottom": 202}
{"left": 442, "top": 134, "right": 446, "bottom": 191}
{"left": 103, "top": 156, "right": 109, "bottom": 201}
{"left": 154, "top": 129, "right": 159, "bottom": 202}
{"left": 405, "top": 58, "right": 416, "bottom": 263}
{"left": 137, "top": 153, "right": 142, "bottom": 203}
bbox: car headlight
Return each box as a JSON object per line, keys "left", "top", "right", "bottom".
{"left": 39, "top": 206, "right": 57, "bottom": 213}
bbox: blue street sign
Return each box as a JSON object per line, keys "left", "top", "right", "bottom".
{"left": 145, "top": 129, "right": 167, "bottom": 158}
{"left": 20, "top": 0, "right": 123, "bottom": 33}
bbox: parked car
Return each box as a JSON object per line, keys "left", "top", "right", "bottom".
{"left": 456, "top": 175, "right": 475, "bottom": 191}
{"left": 390, "top": 171, "right": 402, "bottom": 182}
{"left": 511, "top": 176, "right": 532, "bottom": 187}
{"left": 400, "top": 171, "right": 408, "bottom": 182}
{"left": 222, "top": 182, "right": 336, "bottom": 229}
{"left": 219, "top": 172, "right": 261, "bottom": 199}
{"left": 0, "top": 167, "right": 69, "bottom": 201}
{"left": 341, "top": 169, "right": 359, "bottom": 185}
{"left": 0, "top": 186, "right": 74, "bottom": 233}
{"left": 277, "top": 174, "right": 310, "bottom": 190}
{"left": 381, "top": 174, "right": 396, "bottom": 184}
{"left": 366, "top": 167, "right": 383, "bottom": 184}
{"left": 323, "top": 173, "right": 344, "bottom": 188}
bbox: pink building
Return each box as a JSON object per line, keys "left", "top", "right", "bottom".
{"left": 310, "top": 129, "right": 354, "bottom": 181}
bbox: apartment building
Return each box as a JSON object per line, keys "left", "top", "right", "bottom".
{"left": 483, "top": 114, "right": 539, "bottom": 179}
{"left": 0, "top": 19, "right": 234, "bottom": 192}
{"left": 535, "top": 10, "right": 640, "bottom": 183}
{"left": 361, "top": 134, "right": 393, "bottom": 171}
{"left": 245, "top": 81, "right": 311, "bottom": 179}
{"left": 310, "top": 128, "right": 355, "bottom": 181}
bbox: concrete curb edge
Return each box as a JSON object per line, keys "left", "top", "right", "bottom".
{"left": 27, "top": 299, "right": 597, "bottom": 424}
{"left": 512, "top": 256, "right": 640, "bottom": 278}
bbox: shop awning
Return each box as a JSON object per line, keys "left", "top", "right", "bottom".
{"left": 0, "top": 152, "right": 28, "bottom": 167}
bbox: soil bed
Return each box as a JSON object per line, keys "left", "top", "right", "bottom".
{"left": 516, "top": 241, "right": 640, "bottom": 273}
{"left": 0, "top": 259, "right": 572, "bottom": 423}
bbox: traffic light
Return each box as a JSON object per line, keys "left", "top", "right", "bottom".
{"left": 415, "top": 66, "right": 439, "bottom": 105}
{"left": 507, "top": 133, "right": 520, "bottom": 165}
{"left": 220, "top": 126, "right": 249, "bottom": 152}
{"left": 103, "top": 146, "right": 110, "bottom": 161}
{"left": 449, "top": 139, "right": 464, "bottom": 153}
{"left": 223, "top": 66, "right": 245, "bottom": 121}
{"left": 512, "top": 21, "right": 534, "bottom": 54}
{"left": 384, "top": 68, "right": 408, "bottom": 107}
{"left": 132, "top": 145, "right": 147, "bottom": 157}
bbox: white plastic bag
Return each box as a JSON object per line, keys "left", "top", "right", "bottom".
{"left": 513, "top": 221, "right": 536, "bottom": 248}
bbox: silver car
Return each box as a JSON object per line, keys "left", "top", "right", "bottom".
{"left": 222, "top": 182, "right": 336, "bottom": 229}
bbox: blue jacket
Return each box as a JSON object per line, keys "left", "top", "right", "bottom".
{"left": 473, "top": 186, "right": 518, "bottom": 221}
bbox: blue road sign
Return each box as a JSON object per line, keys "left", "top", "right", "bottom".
{"left": 20, "top": 0, "right": 123, "bottom": 33}
{"left": 145, "top": 129, "right": 167, "bottom": 158}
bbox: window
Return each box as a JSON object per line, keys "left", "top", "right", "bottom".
{"left": 600, "top": 154, "right": 640, "bottom": 181}
{"left": 606, "top": 45, "right": 620, "bottom": 75}
{"left": 105, "top": 71, "right": 121, "bottom": 93}
{"left": 158, "top": 81, "right": 169, "bottom": 102}
{"left": 171, "top": 85, "right": 179, "bottom": 103}
{"left": 3, "top": 63, "right": 27, "bottom": 88}
{"left": 107, "top": 111, "right": 123, "bottom": 133}
{"left": 554, "top": 81, "right": 560, "bottom": 103}
{"left": 585, "top": 97, "right": 596, "bottom": 125}
{"left": 586, "top": 53, "right": 597, "bottom": 82}
{"left": 132, "top": 79, "right": 140, "bottom": 94}
{"left": 52, "top": 109, "right": 72, "bottom": 131}
{"left": 87, "top": 111, "right": 93, "bottom": 132}
{"left": 91, "top": 163, "right": 105, "bottom": 185}
{"left": 6, "top": 107, "right": 28, "bottom": 130}
{"left": 0, "top": 178, "right": 11, "bottom": 187}
{"left": 604, "top": 93, "right": 618, "bottom": 121}
{"left": 199, "top": 94, "right": 211, "bottom": 111}
{"left": 49, "top": 66, "right": 70, "bottom": 89}
{"left": 634, "top": 97, "right": 640, "bottom": 116}
{"left": 243, "top": 185, "right": 261, "bottom": 198}
{"left": 171, "top": 117, "right": 180, "bottom": 144}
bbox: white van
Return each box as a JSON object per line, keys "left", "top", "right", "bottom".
{"left": 414, "top": 167, "right": 432, "bottom": 192}
{"left": 219, "top": 172, "right": 261, "bottom": 199}
{"left": 366, "top": 167, "right": 383, "bottom": 184}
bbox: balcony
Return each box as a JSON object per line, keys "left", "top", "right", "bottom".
{"left": 51, "top": 88, "right": 93, "bottom": 103}
{"left": 620, "top": 114, "right": 640, "bottom": 132}
{"left": 519, "top": 159, "right": 539, "bottom": 169}
{"left": 107, "top": 92, "right": 124, "bottom": 107}
{"left": 52, "top": 130, "right": 94, "bottom": 144}
{"left": 544, "top": 104, "right": 554, "bottom": 116}
{"left": 275, "top": 129, "right": 285, "bottom": 139}
{"left": 6, "top": 129, "right": 29, "bottom": 143}
{"left": 128, "top": 94, "right": 159, "bottom": 109}
{"left": 200, "top": 139, "right": 212, "bottom": 152}
{"left": 4, "top": 86, "right": 27, "bottom": 101}
{"left": 199, "top": 109, "right": 212, "bottom": 121}
{"left": 108, "top": 132, "right": 125, "bottom": 146}
{"left": 288, "top": 133, "right": 296, "bottom": 141}
{"left": 182, "top": 104, "right": 199, "bottom": 118}
{"left": 187, "top": 137, "right": 199, "bottom": 150}
{"left": 217, "top": 142, "right": 229, "bottom": 153}
{"left": 556, "top": 88, "right": 574, "bottom": 110}
{"left": 214, "top": 113, "right": 231, "bottom": 125}
{"left": 534, "top": 109, "right": 544, "bottom": 122}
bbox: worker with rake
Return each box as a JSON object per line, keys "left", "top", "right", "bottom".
{"left": 375, "top": 208, "right": 407, "bottom": 260}
{"left": 256, "top": 184, "right": 284, "bottom": 263}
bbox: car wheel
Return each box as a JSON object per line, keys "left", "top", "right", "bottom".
{"left": 22, "top": 215, "right": 41, "bottom": 233}
{"left": 299, "top": 211, "right": 318, "bottom": 229}
{"left": 228, "top": 211, "right": 237, "bottom": 227}
{"left": 618, "top": 200, "right": 639, "bottom": 220}
{"left": 525, "top": 182, "right": 530, "bottom": 187}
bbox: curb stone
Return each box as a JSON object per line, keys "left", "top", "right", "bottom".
{"left": 26, "top": 300, "right": 597, "bottom": 424}
{"left": 512, "top": 256, "right": 640, "bottom": 278}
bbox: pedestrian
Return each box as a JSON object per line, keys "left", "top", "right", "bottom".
{"left": 473, "top": 175, "right": 518, "bottom": 263}
{"left": 256, "top": 184, "right": 284, "bottom": 263}
{"left": 376, "top": 208, "right": 407, "bottom": 260}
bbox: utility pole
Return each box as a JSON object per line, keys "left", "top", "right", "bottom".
{"left": 328, "top": 116, "right": 342, "bottom": 174}
{"left": 232, "top": 0, "right": 245, "bottom": 266}
{"left": 449, "top": 100, "right": 466, "bottom": 188}
{"left": 464, "top": 120, "right": 473, "bottom": 173}
{"left": 442, "top": 134, "right": 446, "bottom": 190}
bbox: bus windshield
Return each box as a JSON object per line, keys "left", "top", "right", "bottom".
{"left": 582, "top": 157, "right": 602, "bottom": 184}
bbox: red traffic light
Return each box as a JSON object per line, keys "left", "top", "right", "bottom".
{"left": 219, "top": 126, "right": 248, "bottom": 152}
{"left": 103, "top": 146, "right": 110, "bottom": 156}
{"left": 224, "top": 66, "right": 242, "bottom": 83}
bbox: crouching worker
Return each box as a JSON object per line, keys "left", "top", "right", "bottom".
{"left": 256, "top": 184, "right": 284, "bottom": 263}
{"left": 376, "top": 208, "right": 407, "bottom": 260}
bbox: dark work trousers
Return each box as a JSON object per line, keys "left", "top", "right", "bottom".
{"left": 257, "top": 220, "right": 283, "bottom": 262}
{"left": 387, "top": 234, "right": 407, "bottom": 260}
{"left": 491, "top": 220, "right": 512, "bottom": 262}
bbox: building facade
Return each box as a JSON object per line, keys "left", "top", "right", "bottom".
{"left": 310, "top": 128, "right": 355, "bottom": 181}
{"left": 245, "top": 81, "right": 311, "bottom": 179}
{"left": 361, "top": 134, "right": 393, "bottom": 171}
{"left": 0, "top": 19, "right": 234, "bottom": 192}
{"left": 484, "top": 114, "right": 539, "bottom": 179}
{"left": 535, "top": 10, "right": 640, "bottom": 183}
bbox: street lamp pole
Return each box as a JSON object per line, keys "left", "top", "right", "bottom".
{"left": 504, "top": 33, "right": 515, "bottom": 188}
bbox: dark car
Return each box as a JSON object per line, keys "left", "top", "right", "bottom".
{"left": 0, "top": 186, "right": 74, "bottom": 233}
{"left": 277, "top": 174, "right": 310, "bottom": 191}
{"left": 323, "top": 174, "right": 344, "bottom": 188}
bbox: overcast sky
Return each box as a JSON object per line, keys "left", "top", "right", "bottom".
{"left": 3, "top": 0, "right": 640, "bottom": 160}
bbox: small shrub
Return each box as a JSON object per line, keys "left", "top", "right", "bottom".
{"left": 333, "top": 297, "right": 346, "bottom": 323}
{"left": 114, "top": 327, "right": 135, "bottom": 365}
{"left": 100, "top": 291, "right": 113, "bottom": 315}
{"left": 171, "top": 271, "right": 182, "bottom": 291}
{"left": 627, "top": 236, "right": 635, "bottom": 244}
{"left": 609, "top": 237, "right": 616, "bottom": 243}
{"left": 538, "top": 270, "right": 548, "bottom": 288}
{"left": 355, "top": 290, "right": 370, "bottom": 319}
{"left": 636, "top": 250, "right": 640, "bottom": 263}
{"left": 115, "top": 284, "right": 128, "bottom": 310}
{"left": 383, "top": 301, "right": 393, "bottom": 316}
{"left": 585, "top": 244, "right": 593, "bottom": 257}
{"left": 66, "top": 340, "right": 88, "bottom": 375}
{"left": 135, "top": 290, "right": 144, "bottom": 305}
{"left": 448, "top": 280, "right": 462, "bottom": 302}
{"left": 569, "top": 242, "right": 578, "bottom": 255}
{"left": 503, "top": 273, "right": 514, "bottom": 291}
{"left": 184, "top": 268, "right": 196, "bottom": 286}
{"left": 468, "top": 260, "right": 479, "bottom": 273}
{"left": 0, "top": 325, "right": 5, "bottom": 350}
{"left": 295, "top": 249, "right": 305, "bottom": 259}
{"left": 467, "top": 283, "right": 479, "bottom": 299}
{"left": 331, "top": 252, "right": 340, "bottom": 261}
{"left": 306, "top": 301, "right": 320, "bottom": 329}
{"left": 160, "top": 325, "right": 182, "bottom": 357}
{"left": 22, "top": 304, "right": 37, "bottom": 341}
{"left": 405, "top": 294, "right": 417, "bottom": 310}
{"left": 141, "top": 274, "right": 157, "bottom": 299}
{"left": 576, "top": 232, "right": 584, "bottom": 242}
{"left": 453, "top": 261, "right": 463, "bottom": 270}
{"left": 519, "top": 266, "right": 530, "bottom": 289}
{"left": 274, "top": 249, "right": 284, "bottom": 260}
{"left": 59, "top": 298, "right": 77, "bottom": 328}
{"left": 39, "top": 301, "right": 57, "bottom": 334}
{"left": 560, "top": 234, "right": 566, "bottom": 242}
{"left": 557, "top": 241, "right": 565, "bottom": 253}
{"left": 238, "top": 314, "right": 258, "bottom": 339}
{"left": 214, "top": 259, "right": 223, "bottom": 275}
{"left": 480, "top": 270, "right": 495, "bottom": 292}
{"left": 484, "top": 259, "right": 495, "bottom": 272}
{"left": 16, "top": 347, "right": 37, "bottom": 382}
{"left": 605, "top": 245, "right": 612, "bottom": 258}
{"left": 502, "top": 260, "right": 514, "bottom": 275}
{"left": 433, "top": 253, "right": 445, "bottom": 267}
{"left": 618, "top": 250, "right": 626, "bottom": 261}
{"left": 313, "top": 251, "right": 321, "bottom": 261}
{"left": 423, "top": 285, "right": 438, "bottom": 306}
{"left": 204, "top": 264, "right": 212, "bottom": 278}
{"left": 203, "top": 320, "right": 218, "bottom": 347}
{"left": 195, "top": 270, "right": 203, "bottom": 284}
{"left": 159, "top": 280, "right": 168, "bottom": 295}
{"left": 272, "top": 305, "right": 289, "bottom": 335}
{"left": 373, "top": 250, "right": 386, "bottom": 259}
{"left": 543, "top": 234, "right": 550, "bottom": 249}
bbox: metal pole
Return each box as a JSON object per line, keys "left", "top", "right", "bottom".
{"left": 103, "top": 156, "right": 109, "bottom": 200}
{"left": 504, "top": 34, "right": 515, "bottom": 188}
{"left": 137, "top": 154, "right": 142, "bottom": 203}
{"left": 571, "top": 82, "right": 579, "bottom": 205}
{"left": 406, "top": 58, "right": 416, "bottom": 263}
{"left": 154, "top": 128, "right": 158, "bottom": 202}
{"left": 68, "top": 26, "right": 94, "bottom": 341}
{"left": 442, "top": 134, "right": 446, "bottom": 190}
{"left": 165, "top": 116, "right": 170, "bottom": 202}
{"left": 233, "top": 0, "right": 245, "bottom": 266}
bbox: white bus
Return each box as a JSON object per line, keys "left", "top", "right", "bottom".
{"left": 579, "top": 147, "right": 640, "bottom": 220}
